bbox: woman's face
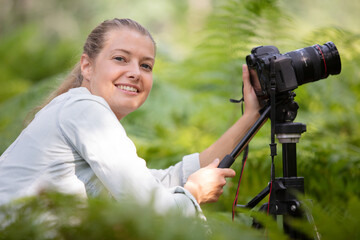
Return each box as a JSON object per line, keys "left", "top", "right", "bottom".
{"left": 81, "top": 28, "right": 155, "bottom": 120}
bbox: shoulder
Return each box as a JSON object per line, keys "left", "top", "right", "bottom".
{"left": 58, "top": 87, "right": 123, "bottom": 133}
{"left": 59, "top": 87, "right": 114, "bottom": 117}
{"left": 64, "top": 87, "right": 111, "bottom": 110}
{"left": 55, "top": 88, "right": 133, "bottom": 157}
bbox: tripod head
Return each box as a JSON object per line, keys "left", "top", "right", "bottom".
{"left": 272, "top": 91, "right": 299, "bottom": 123}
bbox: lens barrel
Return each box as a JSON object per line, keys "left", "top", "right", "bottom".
{"left": 285, "top": 41, "right": 341, "bottom": 86}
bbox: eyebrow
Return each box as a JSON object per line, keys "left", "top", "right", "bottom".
{"left": 111, "top": 48, "right": 155, "bottom": 62}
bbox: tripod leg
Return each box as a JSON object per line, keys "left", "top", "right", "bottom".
{"left": 240, "top": 184, "right": 270, "bottom": 209}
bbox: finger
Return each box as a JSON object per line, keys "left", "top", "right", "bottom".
{"left": 207, "top": 158, "right": 220, "bottom": 168}
{"left": 242, "top": 64, "right": 251, "bottom": 89}
{"left": 221, "top": 168, "right": 236, "bottom": 178}
{"left": 242, "top": 64, "right": 258, "bottom": 105}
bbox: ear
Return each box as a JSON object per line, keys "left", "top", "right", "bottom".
{"left": 80, "top": 54, "right": 93, "bottom": 83}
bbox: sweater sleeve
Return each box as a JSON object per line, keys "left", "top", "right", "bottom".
{"left": 148, "top": 153, "right": 200, "bottom": 188}
{"left": 58, "top": 97, "right": 202, "bottom": 217}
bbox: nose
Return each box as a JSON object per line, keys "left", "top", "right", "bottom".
{"left": 126, "top": 62, "right": 141, "bottom": 81}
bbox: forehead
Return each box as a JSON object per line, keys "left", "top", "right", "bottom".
{"left": 102, "top": 28, "right": 155, "bottom": 57}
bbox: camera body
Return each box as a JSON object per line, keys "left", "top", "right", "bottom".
{"left": 246, "top": 46, "right": 297, "bottom": 99}
{"left": 246, "top": 42, "right": 341, "bottom": 103}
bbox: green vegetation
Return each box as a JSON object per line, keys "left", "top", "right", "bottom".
{"left": 0, "top": 0, "right": 359, "bottom": 239}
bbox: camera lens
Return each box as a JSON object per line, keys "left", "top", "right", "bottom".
{"left": 285, "top": 41, "right": 341, "bottom": 86}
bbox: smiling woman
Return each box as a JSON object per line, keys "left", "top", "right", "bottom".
{"left": 0, "top": 18, "right": 261, "bottom": 218}
{"left": 80, "top": 28, "right": 155, "bottom": 120}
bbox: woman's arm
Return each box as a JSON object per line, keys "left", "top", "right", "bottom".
{"left": 180, "top": 65, "right": 262, "bottom": 204}
{"left": 149, "top": 153, "right": 200, "bottom": 188}
{"left": 199, "top": 64, "right": 262, "bottom": 167}
{"left": 146, "top": 65, "right": 262, "bottom": 203}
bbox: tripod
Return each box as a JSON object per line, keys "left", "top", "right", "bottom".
{"left": 245, "top": 121, "right": 308, "bottom": 240}
{"left": 218, "top": 92, "right": 317, "bottom": 240}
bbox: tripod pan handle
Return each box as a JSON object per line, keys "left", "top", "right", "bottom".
{"left": 218, "top": 154, "right": 235, "bottom": 168}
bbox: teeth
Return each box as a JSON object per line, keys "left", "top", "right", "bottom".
{"left": 117, "top": 85, "right": 138, "bottom": 92}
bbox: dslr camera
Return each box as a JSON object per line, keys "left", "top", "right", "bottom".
{"left": 246, "top": 41, "right": 341, "bottom": 104}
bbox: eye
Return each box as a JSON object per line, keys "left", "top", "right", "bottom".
{"left": 114, "top": 56, "right": 126, "bottom": 62}
{"left": 141, "top": 63, "right": 153, "bottom": 71}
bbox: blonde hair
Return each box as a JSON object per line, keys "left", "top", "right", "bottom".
{"left": 26, "top": 18, "right": 155, "bottom": 124}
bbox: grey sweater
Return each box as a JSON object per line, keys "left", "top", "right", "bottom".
{"left": 0, "top": 87, "right": 201, "bottom": 217}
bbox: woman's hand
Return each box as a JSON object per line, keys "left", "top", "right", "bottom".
{"left": 242, "top": 64, "right": 262, "bottom": 117}
{"left": 184, "top": 159, "right": 236, "bottom": 204}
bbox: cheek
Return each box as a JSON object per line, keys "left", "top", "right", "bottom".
{"left": 89, "top": 75, "right": 114, "bottom": 99}
{"left": 145, "top": 81, "right": 153, "bottom": 98}
{"left": 148, "top": 80, "right": 153, "bottom": 91}
{"left": 91, "top": 67, "right": 114, "bottom": 87}
{"left": 146, "top": 75, "right": 154, "bottom": 90}
{"left": 141, "top": 77, "right": 153, "bottom": 102}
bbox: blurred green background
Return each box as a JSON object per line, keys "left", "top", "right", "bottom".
{"left": 0, "top": 0, "right": 359, "bottom": 239}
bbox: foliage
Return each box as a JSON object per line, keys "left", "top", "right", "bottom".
{"left": 0, "top": 192, "right": 266, "bottom": 240}
{"left": 0, "top": 76, "right": 60, "bottom": 151}
{"left": 1, "top": 191, "right": 359, "bottom": 239}
{"left": 0, "top": 0, "right": 359, "bottom": 239}
{"left": 0, "top": 0, "right": 100, "bottom": 103}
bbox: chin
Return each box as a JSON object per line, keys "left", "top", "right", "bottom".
{"left": 113, "top": 105, "right": 141, "bottom": 118}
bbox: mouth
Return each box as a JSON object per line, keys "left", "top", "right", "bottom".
{"left": 115, "top": 84, "right": 140, "bottom": 93}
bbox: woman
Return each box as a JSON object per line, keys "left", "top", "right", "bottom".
{"left": 0, "top": 19, "right": 260, "bottom": 217}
